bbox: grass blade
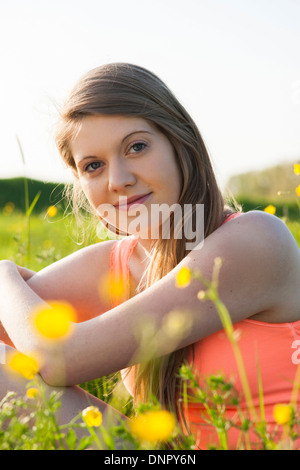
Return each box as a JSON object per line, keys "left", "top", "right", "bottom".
{"left": 27, "top": 191, "right": 42, "bottom": 218}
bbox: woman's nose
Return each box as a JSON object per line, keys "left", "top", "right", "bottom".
{"left": 107, "top": 159, "right": 136, "bottom": 192}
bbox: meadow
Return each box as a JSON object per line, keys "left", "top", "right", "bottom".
{"left": 1, "top": 206, "right": 299, "bottom": 270}
{"left": 1, "top": 200, "right": 300, "bottom": 450}
{"left": 0, "top": 209, "right": 99, "bottom": 270}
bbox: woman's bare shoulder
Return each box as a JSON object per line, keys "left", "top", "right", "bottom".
{"left": 211, "top": 210, "right": 300, "bottom": 279}
{"left": 217, "top": 210, "right": 297, "bottom": 246}
{"left": 196, "top": 210, "right": 300, "bottom": 322}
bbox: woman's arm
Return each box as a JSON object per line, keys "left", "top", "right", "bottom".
{"left": 0, "top": 238, "right": 116, "bottom": 347}
{"left": 24, "top": 239, "right": 118, "bottom": 319}
{"left": 1, "top": 211, "right": 299, "bottom": 386}
{"left": 0, "top": 261, "right": 50, "bottom": 352}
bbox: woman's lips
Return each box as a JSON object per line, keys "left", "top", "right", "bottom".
{"left": 115, "top": 193, "right": 152, "bottom": 211}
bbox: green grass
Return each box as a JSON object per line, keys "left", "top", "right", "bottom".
{"left": 286, "top": 220, "right": 300, "bottom": 247}
{"left": 0, "top": 210, "right": 98, "bottom": 270}
{"left": 1, "top": 211, "right": 299, "bottom": 271}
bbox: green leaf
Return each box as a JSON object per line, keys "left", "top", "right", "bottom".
{"left": 65, "top": 429, "right": 77, "bottom": 450}
{"left": 77, "top": 435, "right": 94, "bottom": 450}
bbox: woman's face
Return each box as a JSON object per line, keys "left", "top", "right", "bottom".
{"left": 71, "top": 115, "right": 182, "bottom": 242}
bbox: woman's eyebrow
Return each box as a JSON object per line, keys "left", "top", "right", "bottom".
{"left": 121, "top": 129, "right": 153, "bottom": 143}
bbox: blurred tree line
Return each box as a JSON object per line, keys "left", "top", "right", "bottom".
{"left": 227, "top": 161, "right": 299, "bottom": 201}
{"left": 0, "top": 178, "right": 66, "bottom": 213}
{"left": 225, "top": 160, "right": 300, "bottom": 220}
{"left": 1, "top": 161, "right": 300, "bottom": 220}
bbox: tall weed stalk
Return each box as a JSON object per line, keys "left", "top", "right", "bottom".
{"left": 16, "top": 136, "right": 41, "bottom": 267}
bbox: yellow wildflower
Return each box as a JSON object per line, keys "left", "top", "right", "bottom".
{"left": 294, "top": 163, "right": 300, "bottom": 175}
{"left": 47, "top": 205, "right": 58, "bottom": 217}
{"left": 7, "top": 351, "right": 39, "bottom": 380}
{"left": 296, "top": 185, "right": 300, "bottom": 197}
{"left": 26, "top": 387, "right": 39, "bottom": 399}
{"left": 264, "top": 205, "right": 276, "bottom": 215}
{"left": 163, "top": 310, "right": 193, "bottom": 340}
{"left": 273, "top": 404, "right": 292, "bottom": 425}
{"left": 43, "top": 239, "right": 52, "bottom": 250}
{"left": 99, "top": 273, "right": 126, "bottom": 306}
{"left": 3, "top": 202, "right": 15, "bottom": 215}
{"left": 82, "top": 406, "right": 103, "bottom": 427}
{"left": 32, "top": 301, "right": 77, "bottom": 341}
{"left": 129, "top": 410, "right": 176, "bottom": 443}
{"left": 175, "top": 267, "right": 191, "bottom": 288}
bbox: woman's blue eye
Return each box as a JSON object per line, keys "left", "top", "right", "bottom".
{"left": 130, "top": 143, "right": 146, "bottom": 153}
{"left": 86, "top": 161, "right": 102, "bottom": 172}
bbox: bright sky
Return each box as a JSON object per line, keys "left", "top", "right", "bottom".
{"left": 0, "top": 0, "right": 300, "bottom": 191}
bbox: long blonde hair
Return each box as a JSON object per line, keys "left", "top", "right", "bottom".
{"left": 55, "top": 62, "right": 239, "bottom": 423}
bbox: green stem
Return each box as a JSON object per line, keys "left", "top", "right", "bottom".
{"left": 85, "top": 423, "right": 103, "bottom": 450}
{"left": 16, "top": 136, "right": 31, "bottom": 267}
{"left": 214, "top": 295, "right": 257, "bottom": 421}
{"left": 197, "top": 259, "right": 257, "bottom": 422}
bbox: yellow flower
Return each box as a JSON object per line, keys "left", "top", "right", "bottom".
{"left": 3, "top": 202, "right": 15, "bottom": 215}
{"left": 273, "top": 404, "right": 292, "bottom": 425}
{"left": 7, "top": 351, "right": 39, "bottom": 380}
{"left": 47, "top": 205, "right": 58, "bottom": 217}
{"left": 294, "top": 163, "right": 300, "bottom": 175}
{"left": 26, "top": 387, "right": 39, "bottom": 399}
{"left": 99, "top": 273, "right": 126, "bottom": 306}
{"left": 32, "top": 301, "right": 77, "bottom": 341}
{"left": 296, "top": 185, "right": 300, "bottom": 197}
{"left": 82, "top": 406, "right": 103, "bottom": 427}
{"left": 264, "top": 205, "right": 276, "bottom": 215}
{"left": 129, "top": 410, "right": 176, "bottom": 443}
{"left": 162, "top": 310, "right": 193, "bottom": 340}
{"left": 43, "top": 239, "right": 52, "bottom": 250}
{"left": 175, "top": 267, "right": 191, "bottom": 288}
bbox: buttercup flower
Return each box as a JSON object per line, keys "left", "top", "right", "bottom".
{"left": 32, "top": 301, "right": 77, "bottom": 341}
{"left": 3, "top": 202, "right": 15, "bottom": 215}
{"left": 264, "top": 205, "right": 276, "bottom": 215}
{"left": 273, "top": 404, "right": 293, "bottom": 425}
{"left": 47, "top": 205, "right": 58, "bottom": 217}
{"left": 129, "top": 410, "right": 176, "bottom": 443}
{"left": 99, "top": 273, "right": 126, "bottom": 305}
{"left": 163, "top": 310, "right": 193, "bottom": 340}
{"left": 7, "top": 351, "right": 39, "bottom": 380}
{"left": 294, "top": 163, "right": 300, "bottom": 175}
{"left": 82, "top": 406, "right": 103, "bottom": 427}
{"left": 296, "top": 185, "right": 300, "bottom": 197}
{"left": 175, "top": 267, "right": 191, "bottom": 288}
{"left": 43, "top": 239, "right": 52, "bottom": 250}
{"left": 26, "top": 387, "right": 39, "bottom": 399}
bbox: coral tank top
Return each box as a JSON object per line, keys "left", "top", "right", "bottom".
{"left": 109, "top": 213, "right": 300, "bottom": 449}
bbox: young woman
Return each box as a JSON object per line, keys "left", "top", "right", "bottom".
{"left": 0, "top": 63, "right": 300, "bottom": 449}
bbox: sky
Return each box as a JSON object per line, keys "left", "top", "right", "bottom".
{"left": 0, "top": 0, "right": 300, "bottom": 191}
